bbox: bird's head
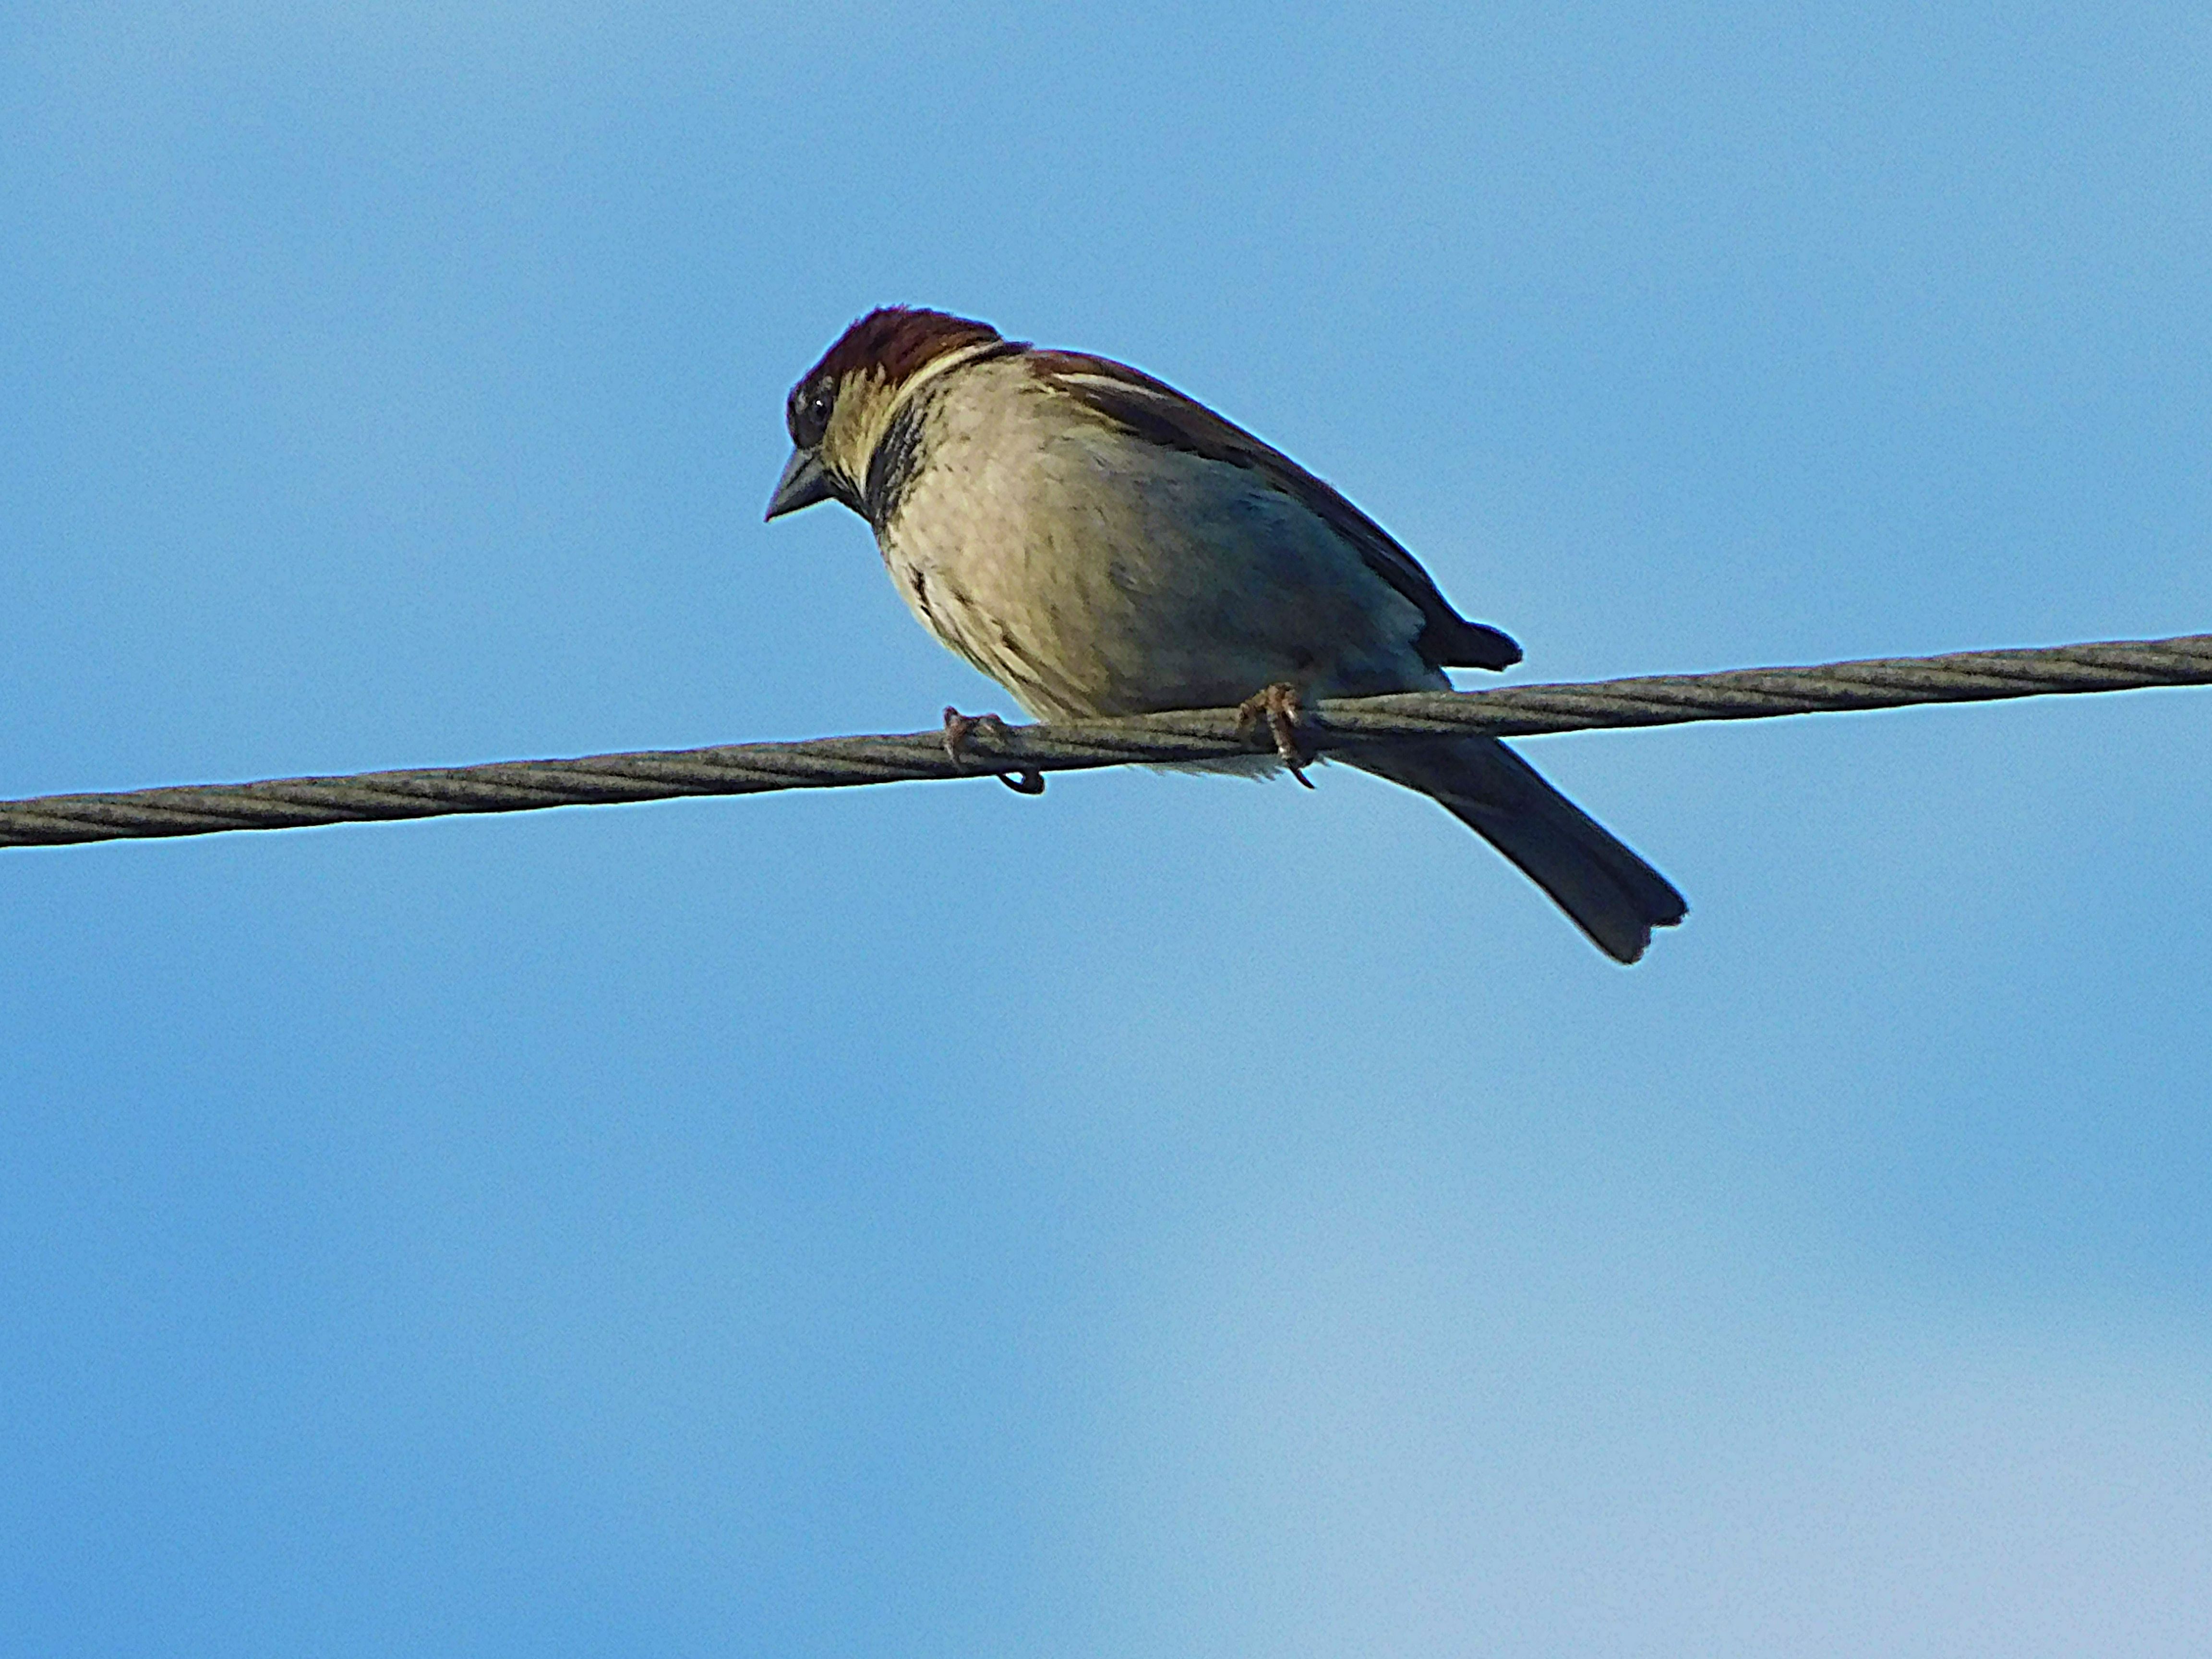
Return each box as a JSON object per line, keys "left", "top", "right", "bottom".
{"left": 764, "top": 306, "right": 1006, "bottom": 522}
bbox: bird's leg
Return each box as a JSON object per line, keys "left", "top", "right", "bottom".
{"left": 1236, "top": 682, "right": 1316, "bottom": 789}
{"left": 942, "top": 707, "right": 1046, "bottom": 795}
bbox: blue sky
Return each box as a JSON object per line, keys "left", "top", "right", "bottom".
{"left": 4, "top": 3, "right": 2210, "bottom": 1653}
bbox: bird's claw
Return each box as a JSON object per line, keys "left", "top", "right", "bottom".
{"left": 943, "top": 707, "right": 1046, "bottom": 795}
{"left": 1236, "top": 682, "right": 1316, "bottom": 788}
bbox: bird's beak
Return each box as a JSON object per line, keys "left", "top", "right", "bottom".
{"left": 765, "top": 446, "right": 834, "bottom": 520}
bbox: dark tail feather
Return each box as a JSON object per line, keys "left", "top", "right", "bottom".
{"left": 1346, "top": 736, "right": 1687, "bottom": 963}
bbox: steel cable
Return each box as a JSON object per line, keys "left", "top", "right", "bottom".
{"left": 4, "top": 633, "right": 2207, "bottom": 849}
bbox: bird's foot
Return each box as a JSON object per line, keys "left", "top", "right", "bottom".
{"left": 942, "top": 707, "right": 1046, "bottom": 795}
{"left": 1236, "top": 682, "right": 1316, "bottom": 788}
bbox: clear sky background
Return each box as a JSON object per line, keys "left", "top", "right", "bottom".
{"left": 4, "top": 4, "right": 2210, "bottom": 1654}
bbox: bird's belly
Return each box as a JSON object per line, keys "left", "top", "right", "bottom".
{"left": 878, "top": 436, "right": 1436, "bottom": 720}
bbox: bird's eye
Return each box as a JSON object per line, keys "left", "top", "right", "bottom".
{"left": 790, "top": 381, "right": 835, "bottom": 448}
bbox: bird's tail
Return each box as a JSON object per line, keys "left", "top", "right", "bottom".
{"left": 1344, "top": 736, "right": 1686, "bottom": 963}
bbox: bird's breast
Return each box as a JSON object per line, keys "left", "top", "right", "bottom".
{"left": 873, "top": 378, "right": 1437, "bottom": 720}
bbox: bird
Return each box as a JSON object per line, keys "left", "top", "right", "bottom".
{"left": 764, "top": 306, "right": 1686, "bottom": 962}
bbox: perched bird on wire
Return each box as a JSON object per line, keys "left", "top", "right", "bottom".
{"left": 765, "top": 306, "right": 1686, "bottom": 962}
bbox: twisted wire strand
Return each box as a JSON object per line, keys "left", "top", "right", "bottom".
{"left": 5, "top": 633, "right": 2206, "bottom": 849}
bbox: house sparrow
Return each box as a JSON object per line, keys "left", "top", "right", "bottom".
{"left": 765, "top": 307, "right": 1686, "bottom": 962}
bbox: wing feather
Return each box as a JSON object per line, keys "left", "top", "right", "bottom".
{"left": 1027, "top": 352, "right": 1522, "bottom": 672}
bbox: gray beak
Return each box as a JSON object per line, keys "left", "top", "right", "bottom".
{"left": 765, "top": 446, "right": 834, "bottom": 520}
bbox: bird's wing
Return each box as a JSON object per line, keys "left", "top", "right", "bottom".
{"left": 1026, "top": 351, "right": 1523, "bottom": 672}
